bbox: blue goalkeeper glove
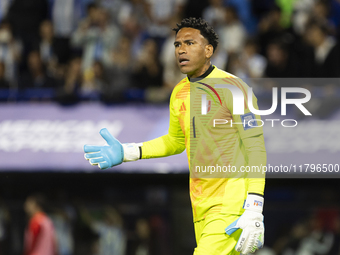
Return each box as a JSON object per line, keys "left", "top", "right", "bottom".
{"left": 84, "top": 128, "right": 141, "bottom": 170}
{"left": 225, "top": 194, "right": 264, "bottom": 254}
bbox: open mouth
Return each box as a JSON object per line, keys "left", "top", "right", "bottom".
{"left": 179, "top": 58, "right": 189, "bottom": 66}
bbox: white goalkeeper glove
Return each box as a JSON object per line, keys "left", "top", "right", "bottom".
{"left": 225, "top": 194, "right": 264, "bottom": 254}
{"left": 84, "top": 128, "right": 141, "bottom": 169}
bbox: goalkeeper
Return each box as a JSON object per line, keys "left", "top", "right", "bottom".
{"left": 84, "top": 17, "right": 266, "bottom": 255}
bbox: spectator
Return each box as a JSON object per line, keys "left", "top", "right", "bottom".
{"left": 57, "top": 56, "right": 82, "bottom": 104}
{"left": 99, "top": 0, "right": 142, "bottom": 26}
{"left": 80, "top": 205, "right": 126, "bottom": 255}
{"left": 183, "top": 0, "right": 209, "bottom": 21}
{"left": 23, "top": 194, "right": 57, "bottom": 255}
{"left": 73, "top": 203, "right": 99, "bottom": 255}
{"left": 274, "top": 0, "right": 296, "bottom": 28}
{"left": 257, "top": 5, "right": 286, "bottom": 57}
{"left": 219, "top": 6, "right": 246, "bottom": 55}
{"left": 7, "top": 0, "right": 48, "bottom": 63}
{"left": 292, "top": 0, "right": 317, "bottom": 35}
{"left": 38, "top": 19, "right": 71, "bottom": 78}
{"left": 39, "top": 20, "right": 59, "bottom": 76}
{"left": 311, "top": 0, "right": 331, "bottom": 24}
{"left": 0, "top": 0, "right": 12, "bottom": 23}
{"left": 225, "top": 0, "right": 257, "bottom": 34}
{"left": 0, "top": 62, "right": 11, "bottom": 88}
{"left": 117, "top": 0, "right": 149, "bottom": 60}
{"left": 50, "top": 208, "right": 74, "bottom": 255}
{"left": 0, "top": 19, "right": 22, "bottom": 83}
{"left": 103, "top": 36, "right": 133, "bottom": 103}
{"left": 19, "top": 50, "right": 58, "bottom": 89}
{"left": 144, "top": 0, "right": 186, "bottom": 50}
{"left": 264, "top": 41, "right": 297, "bottom": 78}
{"left": 127, "top": 218, "right": 162, "bottom": 255}
{"left": 50, "top": 190, "right": 76, "bottom": 255}
{"left": 48, "top": 0, "right": 87, "bottom": 65}
{"left": 251, "top": 0, "right": 277, "bottom": 22}
{"left": 238, "top": 38, "right": 267, "bottom": 79}
{"left": 0, "top": 196, "right": 10, "bottom": 255}
{"left": 71, "top": 4, "right": 121, "bottom": 72}
{"left": 276, "top": 213, "right": 340, "bottom": 255}
{"left": 81, "top": 61, "right": 106, "bottom": 101}
{"left": 117, "top": 0, "right": 148, "bottom": 33}
{"left": 133, "top": 39, "right": 163, "bottom": 90}
{"left": 210, "top": 44, "right": 228, "bottom": 71}
{"left": 48, "top": 0, "right": 91, "bottom": 39}
{"left": 202, "top": 0, "right": 225, "bottom": 31}
{"left": 304, "top": 20, "right": 340, "bottom": 77}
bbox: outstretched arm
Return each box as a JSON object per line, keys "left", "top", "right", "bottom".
{"left": 84, "top": 89, "right": 186, "bottom": 169}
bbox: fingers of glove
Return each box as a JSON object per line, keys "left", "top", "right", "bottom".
{"left": 256, "top": 232, "right": 264, "bottom": 249}
{"left": 240, "top": 231, "right": 263, "bottom": 254}
{"left": 225, "top": 218, "right": 240, "bottom": 235}
{"left": 99, "top": 161, "right": 110, "bottom": 170}
{"left": 235, "top": 228, "right": 250, "bottom": 253}
{"left": 257, "top": 239, "right": 264, "bottom": 249}
{"left": 89, "top": 157, "right": 106, "bottom": 165}
{"left": 249, "top": 233, "right": 260, "bottom": 253}
{"left": 100, "top": 128, "right": 120, "bottom": 146}
{"left": 84, "top": 145, "right": 102, "bottom": 153}
{"left": 84, "top": 152, "right": 102, "bottom": 160}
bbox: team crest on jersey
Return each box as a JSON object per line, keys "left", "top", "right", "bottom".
{"left": 241, "top": 112, "right": 257, "bottom": 130}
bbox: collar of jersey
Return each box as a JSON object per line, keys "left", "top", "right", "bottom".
{"left": 188, "top": 64, "right": 215, "bottom": 83}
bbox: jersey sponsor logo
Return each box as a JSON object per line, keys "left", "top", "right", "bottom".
{"left": 241, "top": 113, "right": 258, "bottom": 130}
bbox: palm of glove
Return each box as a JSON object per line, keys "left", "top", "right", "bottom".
{"left": 84, "top": 128, "right": 124, "bottom": 169}
{"left": 226, "top": 210, "right": 264, "bottom": 254}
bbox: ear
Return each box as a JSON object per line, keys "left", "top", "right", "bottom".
{"left": 205, "top": 44, "right": 214, "bottom": 59}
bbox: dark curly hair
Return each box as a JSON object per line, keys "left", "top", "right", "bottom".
{"left": 173, "top": 17, "right": 219, "bottom": 53}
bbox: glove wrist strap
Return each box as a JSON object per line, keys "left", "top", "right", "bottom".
{"left": 122, "top": 143, "right": 143, "bottom": 162}
{"left": 243, "top": 194, "right": 264, "bottom": 213}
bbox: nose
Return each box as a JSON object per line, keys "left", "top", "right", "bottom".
{"left": 178, "top": 44, "right": 186, "bottom": 55}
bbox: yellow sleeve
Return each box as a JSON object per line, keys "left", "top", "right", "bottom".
{"left": 141, "top": 89, "right": 185, "bottom": 159}
{"left": 224, "top": 78, "right": 266, "bottom": 195}
{"left": 243, "top": 135, "right": 266, "bottom": 195}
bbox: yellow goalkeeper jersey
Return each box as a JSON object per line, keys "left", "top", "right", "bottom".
{"left": 142, "top": 66, "right": 266, "bottom": 222}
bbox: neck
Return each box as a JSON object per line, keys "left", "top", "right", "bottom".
{"left": 29, "top": 209, "right": 42, "bottom": 218}
{"left": 315, "top": 37, "right": 326, "bottom": 48}
{"left": 188, "top": 60, "right": 211, "bottom": 78}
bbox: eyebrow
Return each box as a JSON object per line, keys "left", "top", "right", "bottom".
{"left": 174, "top": 39, "right": 195, "bottom": 45}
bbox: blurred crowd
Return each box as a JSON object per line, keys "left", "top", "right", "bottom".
{"left": 1, "top": 188, "right": 340, "bottom": 255}
{"left": 0, "top": 0, "right": 340, "bottom": 104}
{"left": 0, "top": 191, "right": 172, "bottom": 255}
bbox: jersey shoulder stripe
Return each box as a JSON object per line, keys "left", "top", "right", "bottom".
{"left": 173, "top": 77, "right": 190, "bottom": 100}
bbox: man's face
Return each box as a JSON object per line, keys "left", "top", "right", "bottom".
{"left": 24, "top": 197, "right": 35, "bottom": 216}
{"left": 174, "top": 27, "right": 212, "bottom": 78}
